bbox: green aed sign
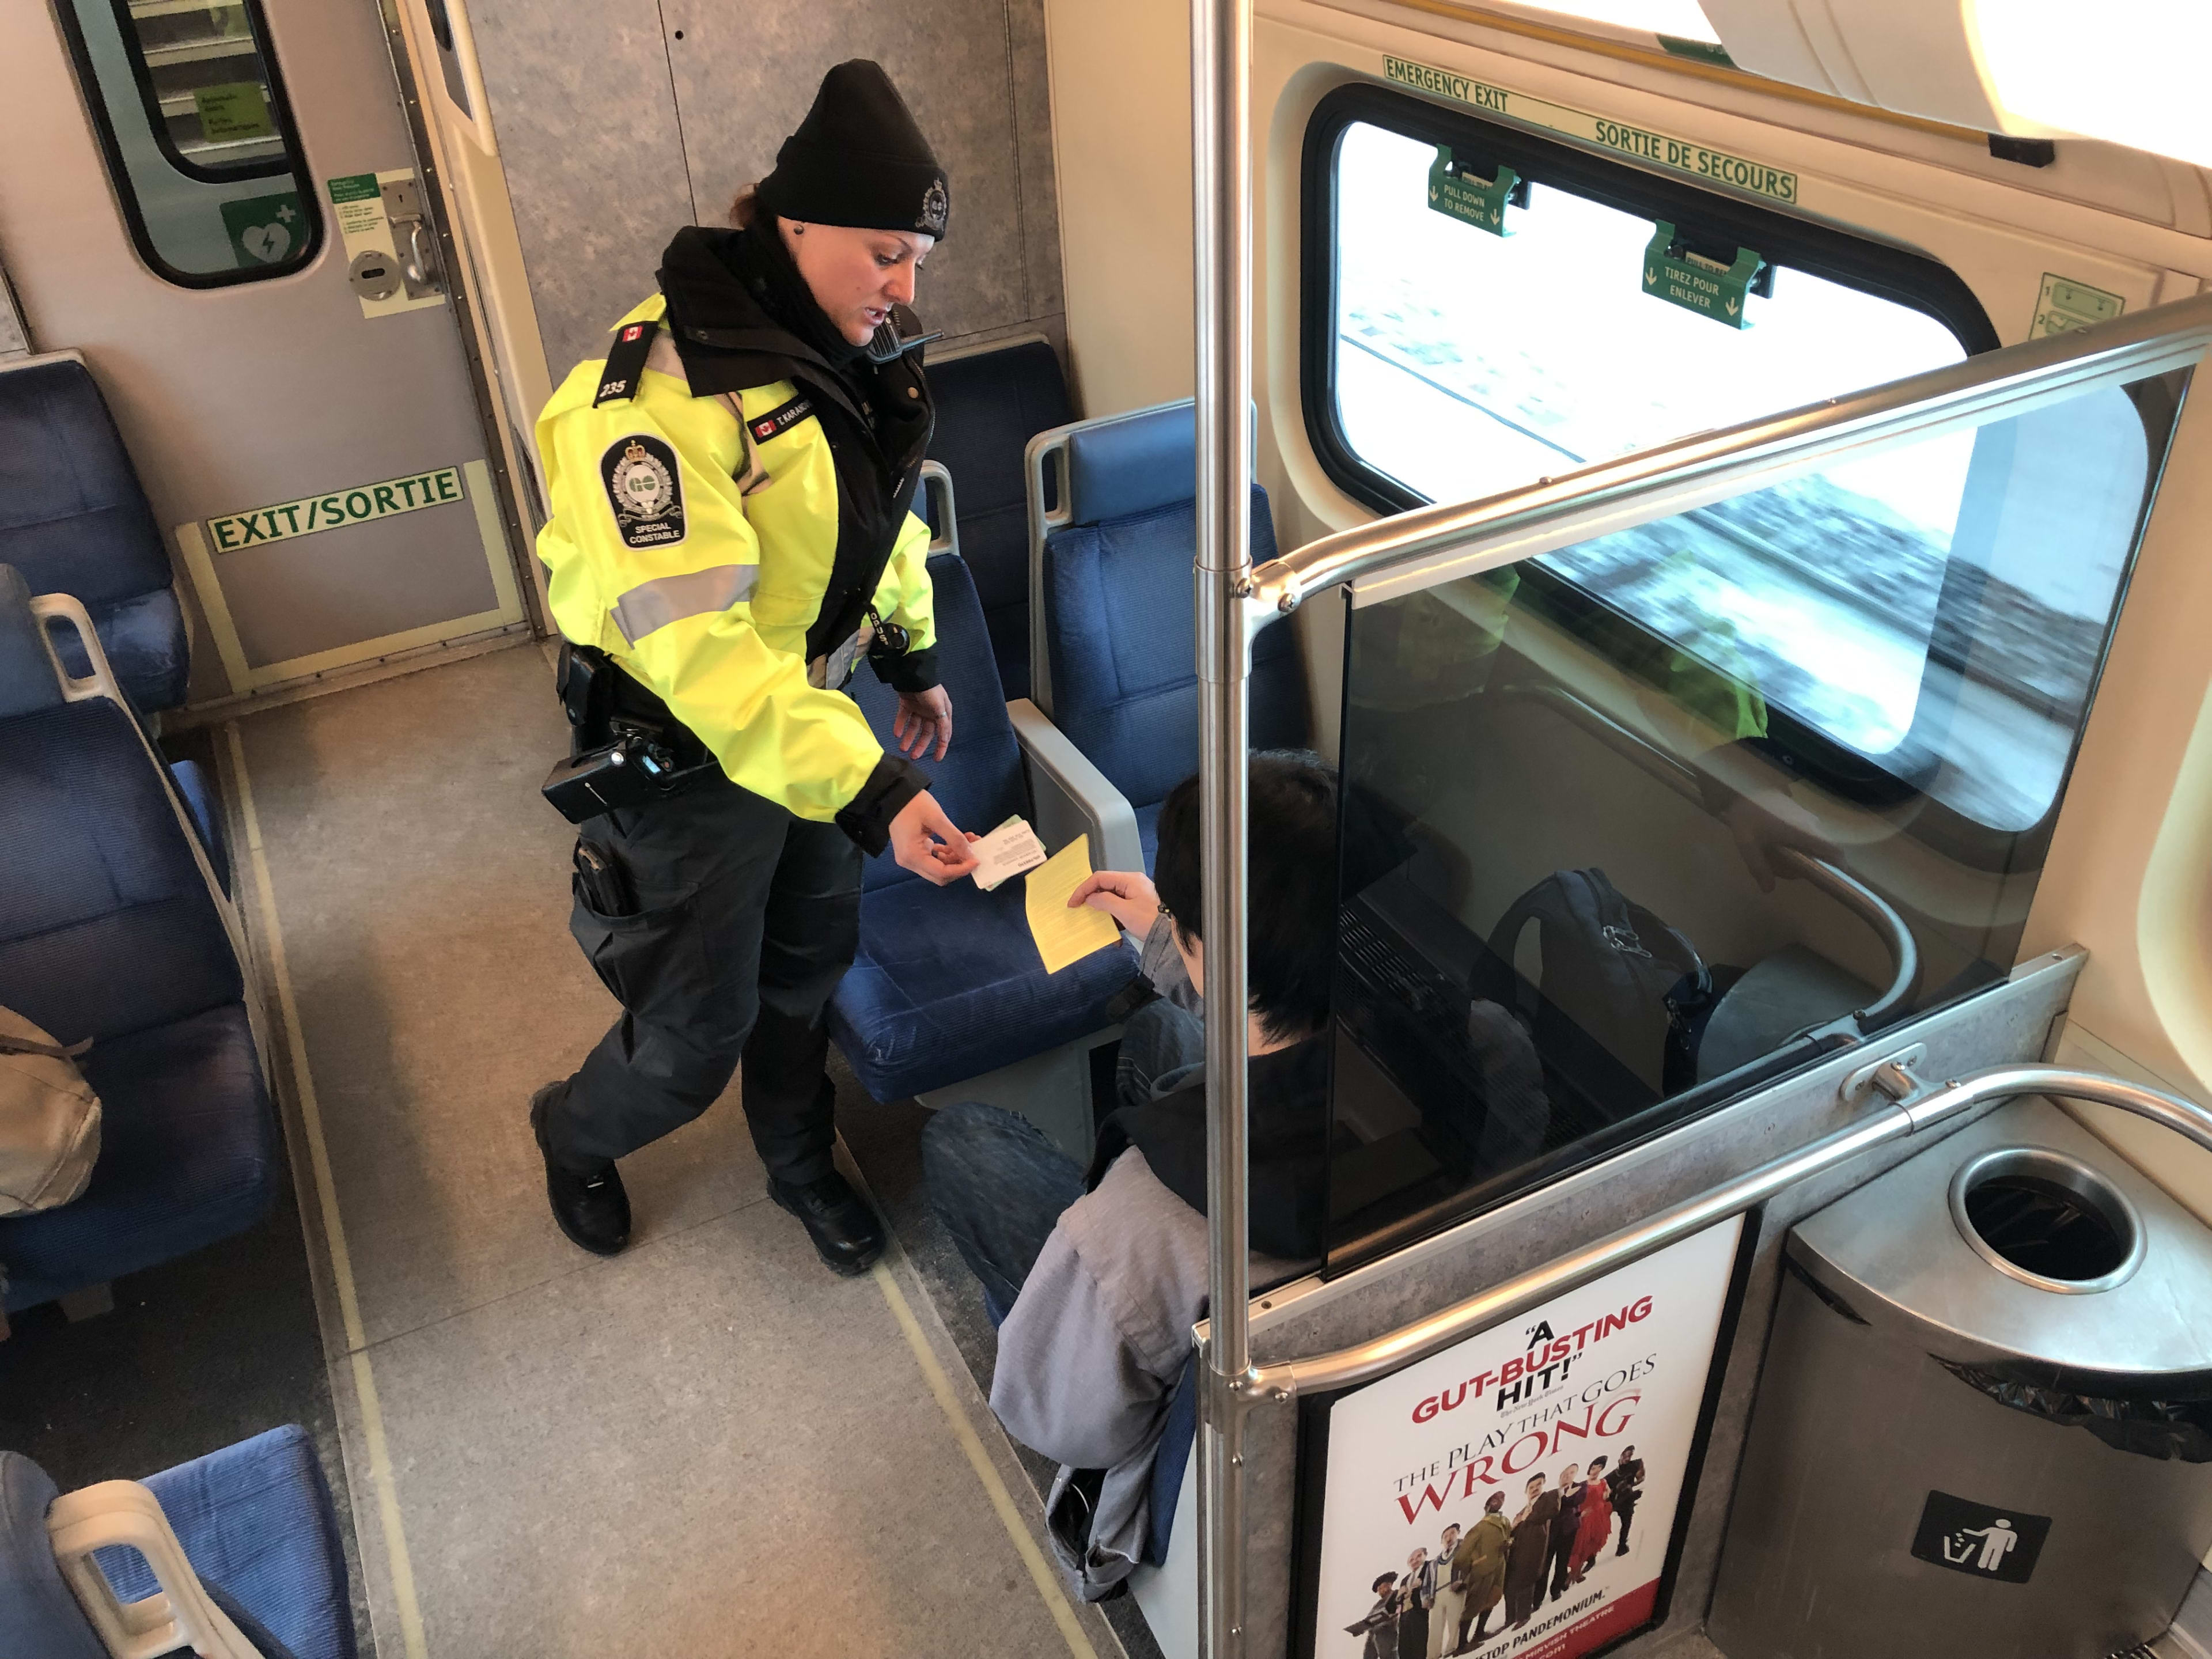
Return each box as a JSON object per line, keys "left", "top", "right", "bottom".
{"left": 1427, "top": 147, "right": 1524, "bottom": 236}
{"left": 1642, "top": 221, "right": 1767, "bottom": 329}
{"left": 219, "top": 191, "right": 305, "bottom": 268}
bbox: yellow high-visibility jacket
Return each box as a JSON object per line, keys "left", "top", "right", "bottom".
{"left": 535, "top": 240, "right": 939, "bottom": 846}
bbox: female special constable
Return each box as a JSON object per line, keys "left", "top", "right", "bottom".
{"left": 528, "top": 60, "right": 979, "bottom": 1274}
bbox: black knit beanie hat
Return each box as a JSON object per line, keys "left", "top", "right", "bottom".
{"left": 756, "top": 60, "right": 949, "bottom": 240}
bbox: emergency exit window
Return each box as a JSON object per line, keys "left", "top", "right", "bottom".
{"left": 1307, "top": 96, "right": 2001, "bottom": 780}
{"left": 55, "top": 0, "right": 321, "bottom": 286}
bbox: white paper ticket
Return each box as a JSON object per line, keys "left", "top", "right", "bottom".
{"left": 971, "top": 815, "right": 1048, "bottom": 892}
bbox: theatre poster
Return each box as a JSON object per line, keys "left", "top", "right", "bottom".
{"left": 1311, "top": 1218, "right": 1744, "bottom": 1659}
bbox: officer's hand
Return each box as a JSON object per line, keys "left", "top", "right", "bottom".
{"left": 1068, "top": 869, "right": 1160, "bottom": 937}
{"left": 890, "top": 790, "right": 979, "bottom": 885}
{"left": 893, "top": 687, "right": 953, "bottom": 762}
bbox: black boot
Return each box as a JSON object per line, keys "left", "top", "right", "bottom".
{"left": 531, "top": 1083, "right": 630, "bottom": 1256}
{"left": 768, "top": 1168, "right": 884, "bottom": 1276}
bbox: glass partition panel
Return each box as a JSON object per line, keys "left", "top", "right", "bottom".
{"left": 1326, "top": 364, "right": 2191, "bottom": 1271}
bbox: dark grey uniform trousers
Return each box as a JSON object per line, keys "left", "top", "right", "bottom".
{"left": 546, "top": 773, "right": 861, "bottom": 1185}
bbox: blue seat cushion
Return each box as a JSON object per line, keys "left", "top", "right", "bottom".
{"left": 0, "top": 361, "right": 173, "bottom": 607}
{"left": 1, "top": 1453, "right": 107, "bottom": 1658}
{"left": 93, "top": 1426, "right": 356, "bottom": 1659}
{"left": 1, "top": 1002, "right": 276, "bottom": 1311}
{"left": 0, "top": 696, "right": 241, "bottom": 1044}
{"left": 0, "top": 361, "right": 185, "bottom": 713}
{"left": 846, "top": 552, "right": 1027, "bottom": 895}
{"left": 831, "top": 875, "right": 1138, "bottom": 1101}
{"left": 169, "top": 757, "right": 232, "bottom": 895}
{"left": 1135, "top": 800, "right": 1164, "bottom": 876}
{"left": 1042, "top": 484, "right": 1308, "bottom": 812}
{"left": 50, "top": 588, "right": 190, "bottom": 715}
{"left": 927, "top": 341, "right": 1074, "bottom": 702}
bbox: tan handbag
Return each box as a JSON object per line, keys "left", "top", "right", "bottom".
{"left": 0, "top": 1005, "right": 101, "bottom": 1215}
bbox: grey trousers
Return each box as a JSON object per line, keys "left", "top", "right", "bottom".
{"left": 546, "top": 773, "right": 861, "bottom": 1184}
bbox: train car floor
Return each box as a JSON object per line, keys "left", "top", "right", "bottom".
{"left": 150, "top": 639, "right": 1135, "bottom": 1659}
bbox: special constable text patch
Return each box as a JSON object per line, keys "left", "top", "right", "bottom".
{"left": 601, "top": 433, "right": 686, "bottom": 550}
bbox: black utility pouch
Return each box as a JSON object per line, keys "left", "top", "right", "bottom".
{"left": 571, "top": 839, "right": 637, "bottom": 918}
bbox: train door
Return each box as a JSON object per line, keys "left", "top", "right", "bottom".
{"left": 0, "top": 0, "right": 528, "bottom": 705}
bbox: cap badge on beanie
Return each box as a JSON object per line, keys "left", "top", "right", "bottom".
{"left": 756, "top": 59, "right": 950, "bottom": 242}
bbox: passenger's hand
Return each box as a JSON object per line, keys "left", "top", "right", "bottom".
{"left": 890, "top": 790, "right": 979, "bottom": 885}
{"left": 1068, "top": 869, "right": 1160, "bottom": 936}
{"left": 893, "top": 686, "right": 953, "bottom": 761}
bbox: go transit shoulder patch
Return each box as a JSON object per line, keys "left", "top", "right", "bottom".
{"left": 600, "top": 434, "right": 685, "bottom": 550}
{"left": 748, "top": 394, "right": 814, "bottom": 445}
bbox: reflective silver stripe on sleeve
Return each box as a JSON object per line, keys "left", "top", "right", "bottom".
{"left": 608, "top": 564, "right": 759, "bottom": 645}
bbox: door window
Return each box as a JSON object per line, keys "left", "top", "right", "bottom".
{"left": 55, "top": 0, "right": 322, "bottom": 285}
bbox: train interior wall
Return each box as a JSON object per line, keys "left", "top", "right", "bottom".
{"left": 465, "top": 0, "right": 1067, "bottom": 410}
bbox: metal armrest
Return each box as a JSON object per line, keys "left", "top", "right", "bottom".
{"left": 1007, "top": 697, "right": 1143, "bottom": 874}
{"left": 48, "top": 1479, "right": 262, "bottom": 1659}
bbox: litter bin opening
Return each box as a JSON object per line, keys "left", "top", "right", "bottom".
{"left": 1948, "top": 1146, "right": 2146, "bottom": 1294}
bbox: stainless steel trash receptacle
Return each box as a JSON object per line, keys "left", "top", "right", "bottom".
{"left": 1709, "top": 1095, "right": 2212, "bottom": 1659}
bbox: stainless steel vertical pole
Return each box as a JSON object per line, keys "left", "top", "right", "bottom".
{"left": 1191, "top": 0, "right": 1254, "bottom": 1649}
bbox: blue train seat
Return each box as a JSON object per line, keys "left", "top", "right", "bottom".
{"left": 923, "top": 338, "right": 1074, "bottom": 702}
{"left": 0, "top": 565, "right": 273, "bottom": 1318}
{"left": 828, "top": 540, "right": 1137, "bottom": 1108}
{"left": 0, "top": 355, "right": 191, "bottom": 714}
{"left": 4, "top": 1425, "right": 357, "bottom": 1659}
{"left": 1027, "top": 401, "right": 1309, "bottom": 872}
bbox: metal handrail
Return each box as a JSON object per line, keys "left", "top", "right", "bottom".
{"left": 1243, "top": 1065, "right": 2212, "bottom": 1400}
{"left": 1770, "top": 847, "right": 1921, "bottom": 1022}
{"left": 1249, "top": 290, "right": 2212, "bottom": 618}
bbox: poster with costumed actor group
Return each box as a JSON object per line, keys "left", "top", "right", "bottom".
{"left": 1311, "top": 1219, "right": 1745, "bottom": 1659}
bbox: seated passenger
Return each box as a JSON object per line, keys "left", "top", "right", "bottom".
{"left": 920, "top": 749, "right": 1338, "bottom": 1597}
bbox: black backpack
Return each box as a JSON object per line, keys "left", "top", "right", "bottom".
{"left": 1484, "top": 868, "right": 1715, "bottom": 1115}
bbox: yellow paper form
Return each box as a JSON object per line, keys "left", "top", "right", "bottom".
{"left": 1024, "top": 834, "right": 1123, "bottom": 974}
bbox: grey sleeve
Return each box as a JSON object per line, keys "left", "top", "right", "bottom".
{"left": 1141, "top": 912, "right": 1203, "bottom": 1016}
{"left": 989, "top": 1224, "right": 1172, "bottom": 1472}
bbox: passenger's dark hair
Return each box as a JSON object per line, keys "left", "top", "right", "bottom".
{"left": 1153, "top": 749, "right": 1339, "bottom": 1043}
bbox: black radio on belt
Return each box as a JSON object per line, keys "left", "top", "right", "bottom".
{"left": 542, "top": 642, "right": 717, "bottom": 823}
{"left": 542, "top": 728, "right": 698, "bottom": 823}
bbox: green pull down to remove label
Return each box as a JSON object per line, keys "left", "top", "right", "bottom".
{"left": 1428, "top": 147, "right": 1525, "bottom": 236}
{"left": 1642, "top": 221, "right": 1768, "bottom": 328}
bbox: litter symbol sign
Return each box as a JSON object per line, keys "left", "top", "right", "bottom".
{"left": 1909, "top": 1490, "right": 2050, "bottom": 1584}
{"left": 220, "top": 192, "right": 306, "bottom": 269}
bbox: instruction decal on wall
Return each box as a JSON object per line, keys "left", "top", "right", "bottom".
{"left": 2030, "top": 273, "right": 2125, "bottom": 339}
{"left": 1310, "top": 1218, "right": 1743, "bottom": 1659}
{"left": 205, "top": 466, "right": 467, "bottom": 552}
{"left": 325, "top": 171, "right": 445, "bottom": 319}
{"left": 1382, "top": 56, "right": 1799, "bottom": 206}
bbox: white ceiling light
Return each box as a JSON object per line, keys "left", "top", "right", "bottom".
{"left": 1975, "top": 0, "right": 2212, "bottom": 168}
{"left": 1497, "top": 1, "right": 1724, "bottom": 43}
